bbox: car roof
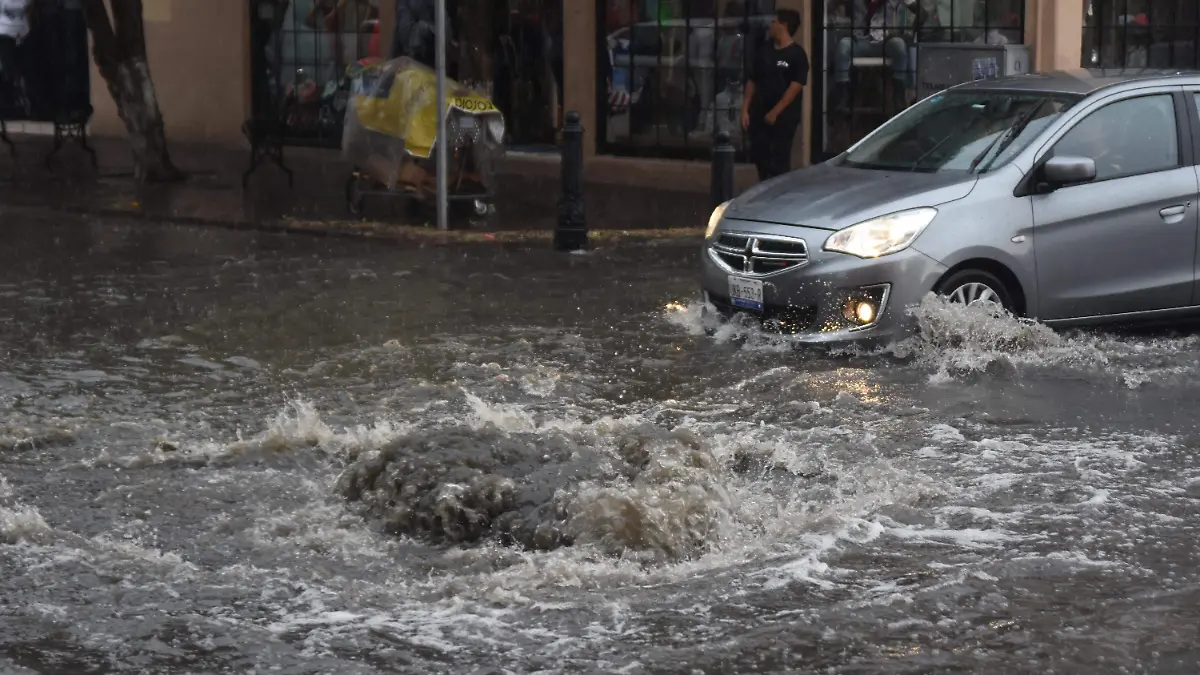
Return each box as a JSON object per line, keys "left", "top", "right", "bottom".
{"left": 950, "top": 68, "right": 1200, "bottom": 96}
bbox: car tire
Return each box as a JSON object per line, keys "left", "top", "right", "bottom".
{"left": 935, "top": 269, "right": 1016, "bottom": 315}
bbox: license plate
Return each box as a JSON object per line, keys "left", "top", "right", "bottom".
{"left": 728, "top": 276, "right": 764, "bottom": 312}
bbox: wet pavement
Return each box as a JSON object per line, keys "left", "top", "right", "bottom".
{"left": 3, "top": 213, "right": 1200, "bottom": 674}
{"left": 0, "top": 136, "right": 716, "bottom": 233}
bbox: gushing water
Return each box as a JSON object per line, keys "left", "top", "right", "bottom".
{"left": 6, "top": 220, "right": 1200, "bottom": 672}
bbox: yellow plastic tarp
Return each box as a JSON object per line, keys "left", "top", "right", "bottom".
{"left": 351, "top": 66, "right": 497, "bottom": 160}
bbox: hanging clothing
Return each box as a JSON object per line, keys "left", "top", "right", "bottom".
{"left": 0, "top": 0, "right": 31, "bottom": 43}
{"left": 392, "top": 0, "right": 453, "bottom": 68}
{"left": 866, "top": 0, "right": 915, "bottom": 43}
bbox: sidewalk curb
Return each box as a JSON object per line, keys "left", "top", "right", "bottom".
{"left": 4, "top": 201, "right": 705, "bottom": 247}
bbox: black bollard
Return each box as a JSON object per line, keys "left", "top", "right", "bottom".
{"left": 555, "top": 111, "right": 588, "bottom": 251}
{"left": 711, "top": 129, "right": 735, "bottom": 208}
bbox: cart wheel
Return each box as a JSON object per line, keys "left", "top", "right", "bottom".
{"left": 449, "top": 200, "right": 480, "bottom": 229}
{"left": 346, "top": 173, "right": 367, "bottom": 216}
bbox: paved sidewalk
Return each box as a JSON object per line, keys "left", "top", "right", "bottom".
{"left": 0, "top": 134, "right": 716, "bottom": 242}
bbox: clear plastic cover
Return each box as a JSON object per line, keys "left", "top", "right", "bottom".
{"left": 341, "top": 56, "right": 506, "bottom": 196}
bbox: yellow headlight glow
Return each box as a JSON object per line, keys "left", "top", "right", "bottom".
{"left": 705, "top": 201, "right": 730, "bottom": 239}
{"left": 823, "top": 208, "right": 938, "bottom": 259}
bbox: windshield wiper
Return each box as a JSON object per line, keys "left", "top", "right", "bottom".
{"left": 908, "top": 107, "right": 996, "bottom": 172}
{"left": 907, "top": 131, "right": 960, "bottom": 172}
{"left": 968, "top": 97, "right": 1048, "bottom": 173}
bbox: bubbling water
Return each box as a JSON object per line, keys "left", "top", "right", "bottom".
{"left": 334, "top": 423, "right": 740, "bottom": 561}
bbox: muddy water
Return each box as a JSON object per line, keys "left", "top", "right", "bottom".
{"left": 3, "top": 214, "right": 1200, "bottom": 674}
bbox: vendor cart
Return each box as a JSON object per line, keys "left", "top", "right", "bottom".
{"left": 341, "top": 56, "right": 506, "bottom": 225}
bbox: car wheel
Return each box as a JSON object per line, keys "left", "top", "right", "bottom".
{"left": 935, "top": 269, "right": 1015, "bottom": 314}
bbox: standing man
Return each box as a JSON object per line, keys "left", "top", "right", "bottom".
{"left": 741, "top": 9, "right": 808, "bottom": 182}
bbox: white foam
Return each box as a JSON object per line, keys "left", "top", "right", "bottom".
{"left": 0, "top": 505, "right": 52, "bottom": 544}
{"left": 927, "top": 424, "right": 966, "bottom": 444}
{"left": 662, "top": 300, "right": 707, "bottom": 337}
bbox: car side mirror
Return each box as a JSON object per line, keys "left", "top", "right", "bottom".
{"left": 1041, "top": 155, "right": 1097, "bottom": 190}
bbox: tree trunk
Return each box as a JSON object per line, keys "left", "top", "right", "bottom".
{"left": 81, "top": 0, "right": 183, "bottom": 183}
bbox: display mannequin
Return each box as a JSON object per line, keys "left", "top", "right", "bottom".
{"left": 829, "top": 0, "right": 928, "bottom": 115}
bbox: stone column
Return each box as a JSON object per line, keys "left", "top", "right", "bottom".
{"left": 379, "top": 0, "right": 395, "bottom": 59}
{"left": 1027, "top": 0, "right": 1084, "bottom": 73}
{"left": 563, "top": 0, "right": 598, "bottom": 158}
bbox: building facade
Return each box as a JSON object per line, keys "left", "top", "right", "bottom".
{"left": 86, "top": 0, "right": 1092, "bottom": 190}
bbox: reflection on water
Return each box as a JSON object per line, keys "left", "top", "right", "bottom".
{"left": 3, "top": 215, "right": 1200, "bottom": 672}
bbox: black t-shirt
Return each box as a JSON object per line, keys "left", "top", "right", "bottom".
{"left": 748, "top": 42, "right": 809, "bottom": 125}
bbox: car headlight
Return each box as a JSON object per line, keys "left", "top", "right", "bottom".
{"left": 705, "top": 201, "right": 729, "bottom": 239}
{"left": 823, "top": 207, "right": 938, "bottom": 259}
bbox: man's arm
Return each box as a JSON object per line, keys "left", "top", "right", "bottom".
{"left": 766, "top": 82, "right": 802, "bottom": 124}
{"left": 741, "top": 80, "right": 756, "bottom": 129}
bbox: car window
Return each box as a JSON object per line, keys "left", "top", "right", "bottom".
{"left": 1053, "top": 94, "right": 1179, "bottom": 181}
{"left": 841, "top": 91, "right": 1080, "bottom": 174}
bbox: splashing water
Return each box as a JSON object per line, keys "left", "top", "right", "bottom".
{"left": 0, "top": 474, "right": 53, "bottom": 545}
{"left": 892, "top": 294, "right": 1075, "bottom": 382}
{"left": 667, "top": 294, "right": 1200, "bottom": 387}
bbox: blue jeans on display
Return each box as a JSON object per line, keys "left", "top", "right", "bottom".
{"left": 834, "top": 36, "right": 910, "bottom": 88}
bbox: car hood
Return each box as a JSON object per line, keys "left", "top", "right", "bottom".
{"left": 724, "top": 163, "right": 979, "bottom": 230}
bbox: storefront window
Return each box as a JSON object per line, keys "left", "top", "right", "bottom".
{"left": 489, "top": 0, "right": 565, "bottom": 149}
{"left": 1082, "top": 0, "right": 1199, "bottom": 69}
{"left": 818, "top": 0, "right": 1025, "bottom": 159}
{"left": 251, "top": 0, "right": 563, "bottom": 149}
{"left": 253, "top": 0, "right": 382, "bottom": 146}
{"left": 597, "top": 0, "right": 778, "bottom": 161}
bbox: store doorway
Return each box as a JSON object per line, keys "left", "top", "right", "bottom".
{"left": 487, "top": 0, "right": 565, "bottom": 151}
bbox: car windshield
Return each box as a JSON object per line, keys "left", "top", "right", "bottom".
{"left": 841, "top": 90, "right": 1082, "bottom": 173}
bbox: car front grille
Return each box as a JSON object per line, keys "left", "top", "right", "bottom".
{"left": 707, "top": 292, "right": 819, "bottom": 333}
{"left": 709, "top": 232, "right": 809, "bottom": 277}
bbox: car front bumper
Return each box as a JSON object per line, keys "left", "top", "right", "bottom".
{"left": 700, "top": 220, "right": 949, "bottom": 345}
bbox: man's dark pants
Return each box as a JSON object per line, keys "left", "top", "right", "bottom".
{"left": 750, "top": 117, "right": 800, "bottom": 182}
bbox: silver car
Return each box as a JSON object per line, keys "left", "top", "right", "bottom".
{"left": 702, "top": 69, "right": 1200, "bottom": 343}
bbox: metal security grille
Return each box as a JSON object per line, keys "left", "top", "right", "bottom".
{"left": 1082, "top": 0, "right": 1200, "bottom": 69}
{"left": 813, "top": 0, "right": 1025, "bottom": 160}
{"left": 250, "top": 0, "right": 564, "bottom": 150}
{"left": 0, "top": 0, "right": 89, "bottom": 124}
{"left": 596, "top": 0, "right": 778, "bottom": 161}
{"left": 250, "top": 0, "right": 384, "bottom": 148}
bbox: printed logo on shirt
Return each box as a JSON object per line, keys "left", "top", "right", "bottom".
{"left": 776, "top": 61, "right": 789, "bottom": 68}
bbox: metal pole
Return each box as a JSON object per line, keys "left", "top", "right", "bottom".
{"left": 711, "top": 130, "right": 734, "bottom": 208}
{"left": 435, "top": 0, "right": 448, "bottom": 231}
{"left": 555, "top": 111, "right": 587, "bottom": 251}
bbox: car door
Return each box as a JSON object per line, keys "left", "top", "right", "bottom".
{"left": 1030, "top": 88, "right": 1199, "bottom": 321}
{"left": 1185, "top": 91, "right": 1200, "bottom": 307}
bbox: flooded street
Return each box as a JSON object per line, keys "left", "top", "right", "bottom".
{"left": 4, "top": 214, "right": 1200, "bottom": 674}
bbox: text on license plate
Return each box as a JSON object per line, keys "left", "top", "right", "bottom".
{"left": 728, "top": 276, "right": 763, "bottom": 312}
